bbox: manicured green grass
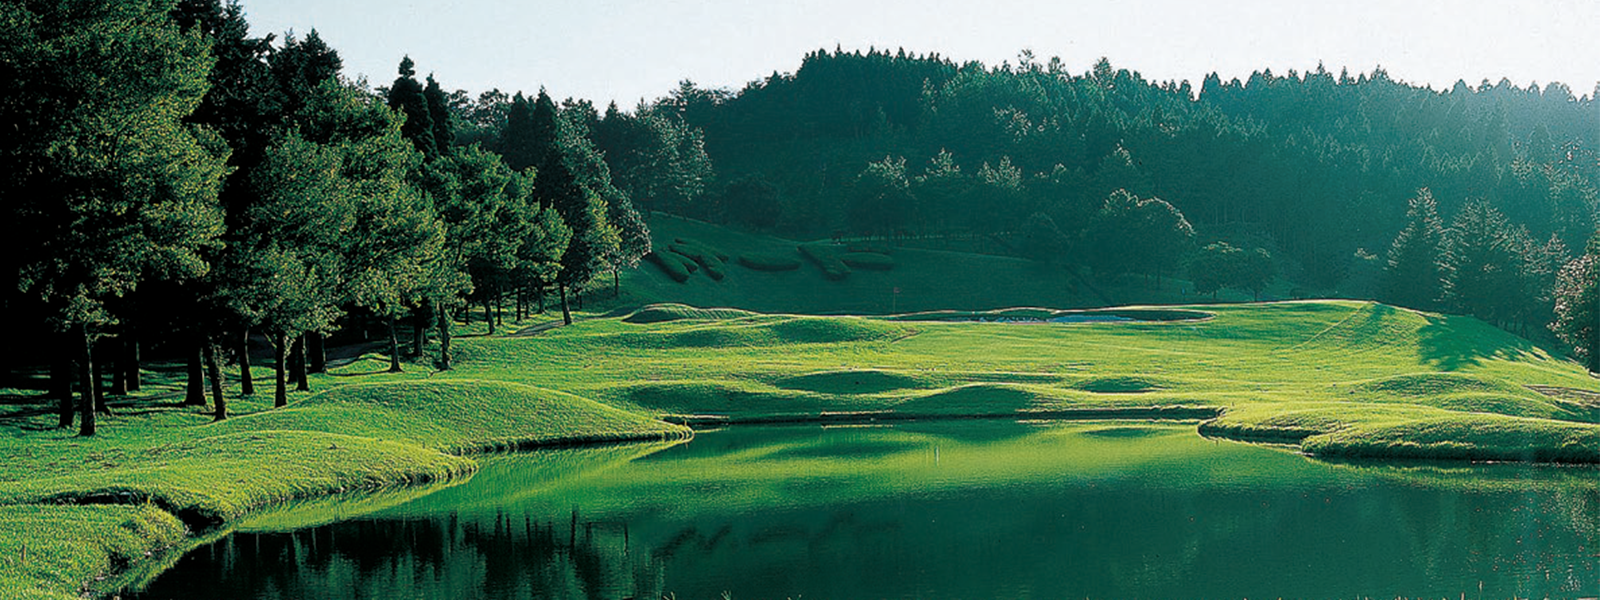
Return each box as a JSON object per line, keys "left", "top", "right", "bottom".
{"left": 0, "top": 344, "right": 687, "bottom": 599}
{"left": 436, "top": 299, "right": 1600, "bottom": 466}
{"left": 0, "top": 505, "right": 184, "bottom": 600}
{"left": 4, "top": 278, "right": 1600, "bottom": 598}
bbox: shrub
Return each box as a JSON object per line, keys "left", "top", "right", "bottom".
{"left": 670, "top": 243, "right": 726, "bottom": 281}
{"left": 645, "top": 251, "right": 691, "bottom": 283}
{"left": 799, "top": 244, "right": 851, "bottom": 280}
{"left": 840, "top": 252, "right": 895, "bottom": 271}
{"left": 846, "top": 243, "right": 893, "bottom": 254}
{"left": 738, "top": 252, "right": 802, "bottom": 272}
{"left": 674, "top": 237, "right": 729, "bottom": 261}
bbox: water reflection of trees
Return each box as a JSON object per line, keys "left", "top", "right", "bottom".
{"left": 132, "top": 509, "right": 662, "bottom": 600}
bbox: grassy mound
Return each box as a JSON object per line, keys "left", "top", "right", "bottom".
{"left": 644, "top": 251, "right": 693, "bottom": 282}
{"left": 1304, "top": 413, "right": 1600, "bottom": 463}
{"left": 774, "top": 369, "right": 936, "bottom": 394}
{"left": 738, "top": 252, "right": 801, "bottom": 272}
{"left": 669, "top": 238, "right": 729, "bottom": 281}
{"left": 0, "top": 431, "right": 475, "bottom": 526}
{"left": 1070, "top": 375, "right": 1169, "bottom": 394}
{"left": 213, "top": 380, "right": 689, "bottom": 453}
{"left": 623, "top": 303, "right": 759, "bottom": 324}
{"left": 798, "top": 244, "right": 852, "bottom": 280}
{"left": 673, "top": 237, "right": 729, "bottom": 261}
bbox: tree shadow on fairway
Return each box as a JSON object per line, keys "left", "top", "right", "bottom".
{"left": 1416, "top": 313, "right": 1545, "bottom": 371}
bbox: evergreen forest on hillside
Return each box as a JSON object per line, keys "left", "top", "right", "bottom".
{"left": 8, "top": 0, "right": 1600, "bottom": 440}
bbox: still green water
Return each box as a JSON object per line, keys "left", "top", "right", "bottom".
{"left": 128, "top": 421, "right": 1600, "bottom": 599}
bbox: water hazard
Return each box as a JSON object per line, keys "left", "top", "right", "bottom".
{"left": 127, "top": 421, "right": 1600, "bottom": 599}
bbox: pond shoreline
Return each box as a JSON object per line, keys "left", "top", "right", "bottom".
{"left": 663, "top": 405, "right": 1222, "bottom": 428}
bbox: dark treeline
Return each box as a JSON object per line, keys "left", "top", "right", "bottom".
{"left": 0, "top": 0, "right": 690, "bottom": 435}
{"left": 650, "top": 48, "right": 1600, "bottom": 351}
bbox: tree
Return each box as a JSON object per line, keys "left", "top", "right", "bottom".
{"left": 1188, "top": 242, "right": 1239, "bottom": 298}
{"left": 1382, "top": 189, "right": 1448, "bottom": 311}
{"left": 909, "top": 150, "right": 970, "bottom": 234}
{"left": 386, "top": 56, "right": 436, "bottom": 159}
{"left": 268, "top": 30, "right": 341, "bottom": 120}
{"left": 1088, "top": 190, "right": 1194, "bottom": 286}
{"left": 1443, "top": 200, "right": 1525, "bottom": 326}
{"left": 236, "top": 131, "right": 349, "bottom": 406}
{"left": 1187, "top": 242, "right": 1273, "bottom": 299}
{"left": 722, "top": 176, "right": 782, "bottom": 230}
{"left": 424, "top": 75, "right": 453, "bottom": 155}
{"left": 595, "top": 103, "right": 713, "bottom": 216}
{"left": 1019, "top": 212, "right": 1070, "bottom": 262}
{"left": 1551, "top": 253, "right": 1600, "bottom": 373}
{"left": 1235, "top": 247, "right": 1276, "bottom": 300}
{"left": 1, "top": 0, "right": 230, "bottom": 435}
{"left": 849, "top": 156, "right": 914, "bottom": 237}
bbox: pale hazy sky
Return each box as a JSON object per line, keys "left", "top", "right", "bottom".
{"left": 239, "top": 0, "right": 1600, "bottom": 107}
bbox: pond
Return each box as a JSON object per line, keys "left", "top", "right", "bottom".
{"left": 125, "top": 421, "right": 1600, "bottom": 599}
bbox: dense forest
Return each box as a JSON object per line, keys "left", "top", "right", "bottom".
{"left": 0, "top": 0, "right": 678, "bottom": 434}
{"left": 7, "top": 0, "right": 1600, "bottom": 437}
{"left": 641, "top": 48, "right": 1600, "bottom": 347}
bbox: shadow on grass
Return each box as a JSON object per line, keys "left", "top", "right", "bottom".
{"left": 329, "top": 369, "right": 394, "bottom": 378}
{"left": 1417, "top": 312, "right": 1545, "bottom": 371}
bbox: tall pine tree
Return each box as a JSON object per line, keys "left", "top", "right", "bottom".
{"left": 1382, "top": 189, "right": 1448, "bottom": 311}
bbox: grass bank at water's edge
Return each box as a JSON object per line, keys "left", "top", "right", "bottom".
{"left": 0, "top": 377, "right": 688, "bottom": 600}
{"left": 5, "top": 298, "right": 1600, "bottom": 599}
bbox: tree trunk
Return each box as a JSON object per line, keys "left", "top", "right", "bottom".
{"left": 387, "top": 315, "right": 403, "bottom": 373}
{"left": 184, "top": 334, "right": 206, "bottom": 406}
{"left": 308, "top": 331, "right": 326, "bottom": 374}
{"left": 436, "top": 304, "right": 453, "bottom": 371}
{"left": 239, "top": 327, "right": 255, "bottom": 396}
{"left": 205, "top": 342, "right": 225, "bottom": 421}
{"left": 291, "top": 335, "right": 308, "bottom": 391}
{"left": 485, "top": 289, "right": 497, "bottom": 335}
{"left": 124, "top": 321, "right": 141, "bottom": 392}
{"left": 413, "top": 301, "right": 428, "bottom": 358}
{"left": 55, "top": 344, "right": 73, "bottom": 429}
{"left": 613, "top": 267, "right": 620, "bottom": 298}
{"left": 560, "top": 283, "right": 573, "bottom": 325}
{"left": 77, "top": 324, "right": 95, "bottom": 437}
{"left": 484, "top": 289, "right": 494, "bottom": 333}
{"left": 109, "top": 336, "right": 127, "bottom": 396}
{"left": 92, "top": 358, "right": 108, "bottom": 414}
{"left": 494, "top": 287, "right": 503, "bottom": 328}
{"left": 516, "top": 287, "right": 525, "bottom": 321}
{"left": 273, "top": 331, "right": 288, "bottom": 408}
